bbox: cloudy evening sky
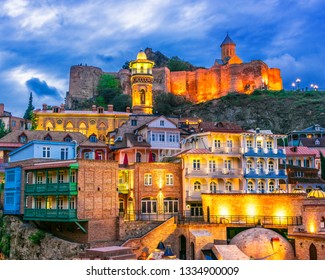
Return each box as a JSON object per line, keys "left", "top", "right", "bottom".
{"left": 1, "top": 0, "right": 324, "bottom": 117}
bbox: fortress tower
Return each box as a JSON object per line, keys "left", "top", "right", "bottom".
{"left": 129, "top": 50, "right": 155, "bottom": 114}
{"left": 220, "top": 33, "right": 243, "bottom": 64}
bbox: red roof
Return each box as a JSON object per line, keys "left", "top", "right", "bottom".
{"left": 284, "top": 146, "right": 317, "bottom": 156}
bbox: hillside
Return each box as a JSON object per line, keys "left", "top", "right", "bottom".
{"left": 168, "top": 90, "right": 325, "bottom": 134}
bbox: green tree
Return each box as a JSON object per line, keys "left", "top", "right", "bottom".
{"left": 153, "top": 92, "right": 191, "bottom": 115}
{"left": 96, "top": 74, "right": 122, "bottom": 106}
{"left": 167, "top": 56, "right": 191, "bottom": 72}
{"left": 0, "top": 120, "right": 10, "bottom": 139}
{"left": 111, "top": 94, "right": 132, "bottom": 112}
{"left": 23, "top": 92, "right": 35, "bottom": 120}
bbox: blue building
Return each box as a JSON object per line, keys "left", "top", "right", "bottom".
{"left": 241, "top": 129, "right": 288, "bottom": 192}
{"left": 4, "top": 140, "right": 77, "bottom": 214}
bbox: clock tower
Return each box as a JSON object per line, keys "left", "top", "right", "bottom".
{"left": 129, "top": 50, "right": 155, "bottom": 114}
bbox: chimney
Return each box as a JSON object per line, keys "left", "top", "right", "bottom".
{"left": 126, "top": 106, "right": 130, "bottom": 113}
{"left": 60, "top": 104, "right": 65, "bottom": 112}
{"left": 108, "top": 104, "right": 114, "bottom": 112}
{"left": 0, "top": 104, "right": 4, "bottom": 116}
{"left": 42, "top": 104, "right": 47, "bottom": 111}
{"left": 92, "top": 105, "right": 97, "bottom": 111}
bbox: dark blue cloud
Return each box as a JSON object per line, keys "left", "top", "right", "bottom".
{"left": 96, "top": 54, "right": 115, "bottom": 63}
{"left": 25, "top": 78, "right": 61, "bottom": 100}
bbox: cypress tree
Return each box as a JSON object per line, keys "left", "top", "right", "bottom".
{"left": 23, "top": 92, "right": 35, "bottom": 120}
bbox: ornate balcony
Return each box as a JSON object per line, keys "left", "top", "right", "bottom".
{"left": 244, "top": 147, "right": 285, "bottom": 158}
{"left": 24, "top": 208, "right": 78, "bottom": 221}
{"left": 244, "top": 168, "right": 287, "bottom": 178}
{"left": 25, "top": 182, "right": 78, "bottom": 195}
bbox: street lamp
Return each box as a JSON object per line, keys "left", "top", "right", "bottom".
{"left": 296, "top": 78, "right": 301, "bottom": 90}
{"left": 291, "top": 83, "right": 295, "bottom": 91}
{"left": 314, "top": 85, "right": 318, "bottom": 91}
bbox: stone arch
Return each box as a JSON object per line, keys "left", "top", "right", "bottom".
{"left": 309, "top": 243, "right": 317, "bottom": 260}
{"left": 179, "top": 235, "right": 186, "bottom": 260}
{"left": 140, "top": 89, "right": 146, "bottom": 104}
{"left": 79, "top": 122, "right": 87, "bottom": 135}
{"left": 65, "top": 121, "right": 74, "bottom": 132}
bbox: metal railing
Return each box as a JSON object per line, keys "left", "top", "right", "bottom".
{"left": 176, "top": 213, "right": 302, "bottom": 226}
{"left": 120, "top": 210, "right": 177, "bottom": 222}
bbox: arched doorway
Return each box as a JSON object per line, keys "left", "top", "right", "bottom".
{"left": 179, "top": 235, "right": 186, "bottom": 260}
{"left": 191, "top": 242, "right": 195, "bottom": 260}
{"left": 309, "top": 243, "right": 317, "bottom": 260}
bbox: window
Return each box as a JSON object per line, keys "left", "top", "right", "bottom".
{"left": 89, "top": 135, "right": 97, "bottom": 143}
{"left": 193, "top": 159, "right": 200, "bottom": 170}
{"left": 58, "top": 197, "right": 64, "bottom": 209}
{"left": 151, "top": 133, "right": 156, "bottom": 142}
{"left": 19, "top": 135, "right": 27, "bottom": 143}
{"left": 226, "top": 140, "right": 233, "bottom": 151}
{"left": 6, "top": 171, "right": 15, "bottom": 182}
{"left": 36, "top": 197, "right": 42, "bottom": 209}
{"left": 144, "top": 173, "right": 152, "bottom": 186}
{"left": 258, "top": 181, "right": 265, "bottom": 193}
{"left": 225, "top": 181, "right": 232, "bottom": 191}
{"left": 44, "top": 135, "right": 52, "bottom": 141}
{"left": 210, "top": 182, "right": 217, "bottom": 193}
{"left": 79, "top": 122, "right": 87, "bottom": 135}
{"left": 141, "top": 198, "right": 157, "bottom": 213}
{"left": 214, "top": 139, "right": 221, "bottom": 149}
{"left": 66, "top": 122, "right": 74, "bottom": 132}
{"left": 42, "top": 147, "right": 50, "bottom": 158}
{"left": 269, "top": 181, "right": 275, "bottom": 192}
{"left": 70, "top": 170, "right": 76, "bottom": 183}
{"left": 131, "top": 119, "right": 137, "bottom": 126}
{"left": 160, "top": 120, "right": 165, "bottom": 126}
{"left": 70, "top": 197, "right": 76, "bottom": 209}
{"left": 257, "top": 160, "right": 263, "bottom": 170}
{"left": 224, "top": 160, "right": 231, "bottom": 170}
{"left": 194, "top": 181, "right": 201, "bottom": 191}
{"left": 168, "top": 134, "right": 179, "bottom": 142}
{"left": 136, "top": 152, "right": 142, "bottom": 162}
{"left": 158, "top": 133, "right": 165, "bottom": 142}
{"left": 140, "top": 90, "right": 146, "bottom": 104}
{"left": 246, "top": 160, "right": 253, "bottom": 170}
{"left": 47, "top": 172, "right": 53, "bottom": 184}
{"left": 11, "top": 120, "right": 16, "bottom": 127}
{"left": 257, "top": 141, "right": 262, "bottom": 149}
{"left": 166, "top": 174, "right": 174, "bottom": 186}
{"left": 64, "top": 136, "right": 72, "bottom": 142}
{"left": 37, "top": 173, "right": 43, "bottom": 184}
{"left": 247, "top": 181, "right": 254, "bottom": 192}
{"left": 246, "top": 140, "right": 253, "bottom": 148}
{"left": 84, "top": 152, "right": 93, "bottom": 159}
{"left": 266, "top": 141, "right": 272, "bottom": 149}
{"left": 296, "top": 159, "right": 302, "bottom": 166}
{"left": 61, "top": 148, "right": 68, "bottom": 160}
{"left": 288, "top": 159, "right": 293, "bottom": 165}
{"left": 268, "top": 160, "right": 274, "bottom": 172}
{"left": 209, "top": 160, "right": 216, "bottom": 172}
{"left": 164, "top": 198, "right": 178, "bottom": 213}
{"left": 58, "top": 171, "right": 64, "bottom": 183}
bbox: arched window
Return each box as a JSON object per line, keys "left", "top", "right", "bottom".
{"left": 268, "top": 181, "right": 275, "bottom": 192}
{"left": 247, "top": 181, "right": 254, "bottom": 192}
{"left": 19, "top": 134, "right": 27, "bottom": 144}
{"left": 257, "top": 160, "right": 263, "bottom": 171}
{"left": 210, "top": 181, "right": 217, "bottom": 193}
{"left": 258, "top": 181, "right": 265, "bottom": 193}
{"left": 89, "top": 134, "right": 97, "bottom": 143}
{"left": 66, "top": 122, "right": 73, "bottom": 132}
{"left": 136, "top": 152, "right": 142, "bottom": 162}
{"left": 45, "top": 121, "right": 54, "bottom": 131}
{"left": 268, "top": 160, "right": 274, "bottom": 172}
{"left": 194, "top": 181, "right": 201, "bottom": 191}
{"left": 246, "top": 160, "right": 253, "bottom": 171}
{"left": 140, "top": 89, "right": 146, "bottom": 104}
{"left": 79, "top": 122, "right": 87, "bottom": 135}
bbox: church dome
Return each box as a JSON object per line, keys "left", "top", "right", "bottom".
{"left": 307, "top": 189, "right": 325, "bottom": 198}
{"left": 230, "top": 228, "right": 295, "bottom": 260}
{"left": 137, "top": 50, "right": 147, "bottom": 60}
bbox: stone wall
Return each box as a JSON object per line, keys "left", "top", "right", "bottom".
{"left": 65, "top": 60, "right": 282, "bottom": 109}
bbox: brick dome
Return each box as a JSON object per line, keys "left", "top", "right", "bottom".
{"left": 230, "top": 228, "right": 295, "bottom": 260}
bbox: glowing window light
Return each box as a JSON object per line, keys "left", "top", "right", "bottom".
{"left": 309, "top": 223, "right": 315, "bottom": 233}
{"left": 246, "top": 205, "right": 256, "bottom": 216}
{"left": 219, "top": 206, "right": 229, "bottom": 216}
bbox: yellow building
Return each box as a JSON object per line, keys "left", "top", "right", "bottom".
{"left": 34, "top": 104, "right": 130, "bottom": 142}
{"left": 129, "top": 50, "right": 155, "bottom": 114}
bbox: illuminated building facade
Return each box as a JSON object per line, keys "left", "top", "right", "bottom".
{"left": 129, "top": 50, "right": 154, "bottom": 114}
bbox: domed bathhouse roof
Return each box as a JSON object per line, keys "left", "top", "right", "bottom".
{"left": 307, "top": 189, "right": 325, "bottom": 198}
{"left": 292, "top": 188, "right": 306, "bottom": 193}
{"left": 230, "top": 228, "right": 295, "bottom": 260}
{"left": 272, "top": 188, "right": 287, "bottom": 194}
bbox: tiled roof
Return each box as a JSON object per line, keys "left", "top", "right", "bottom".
{"left": 220, "top": 34, "right": 236, "bottom": 46}
{"left": 79, "top": 139, "right": 108, "bottom": 147}
{"left": 177, "top": 148, "right": 213, "bottom": 156}
{"left": 198, "top": 121, "right": 244, "bottom": 133}
{"left": 284, "top": 146, "right": 317, "bottom": 156}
